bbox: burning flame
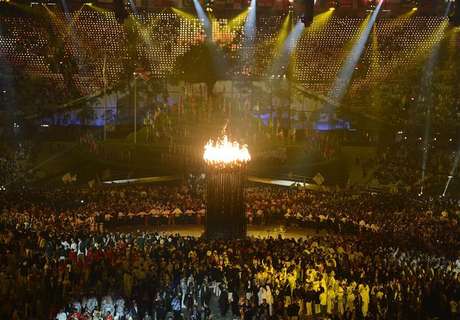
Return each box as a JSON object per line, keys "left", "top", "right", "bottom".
{"left": 203, "top": 135, "right": 251, "bottom": 166}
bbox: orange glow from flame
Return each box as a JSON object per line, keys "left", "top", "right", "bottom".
{"left": 203, "top": 135, "right": 251, "bottom": 166}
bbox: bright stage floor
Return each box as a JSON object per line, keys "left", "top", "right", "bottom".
{"left": 108, "top": 224, "right": 329, "bottom": 239}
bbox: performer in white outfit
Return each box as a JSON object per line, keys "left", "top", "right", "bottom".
{"left": 264, "top": 285, "right": 274, "bottom": 316}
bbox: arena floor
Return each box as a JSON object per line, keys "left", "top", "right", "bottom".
{"left": 108, "top": 224, "right": 329, "bottom": 239}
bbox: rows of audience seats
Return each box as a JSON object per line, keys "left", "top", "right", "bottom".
{"left": 1, "top": 8, "right": 454, "bottom": 98}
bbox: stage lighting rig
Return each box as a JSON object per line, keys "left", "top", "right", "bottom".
{"left": 450, "top": 0, "right": 460, "bottom": 26}
{"left": 205, "top": 0, "right": 214, "bottom": 13}
{"left": 301, "top": 0, "right": 314, "bottom": 27}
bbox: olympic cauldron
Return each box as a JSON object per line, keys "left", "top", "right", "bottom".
{"left": 203, "top": 135, "right": 250, "bottom": 239}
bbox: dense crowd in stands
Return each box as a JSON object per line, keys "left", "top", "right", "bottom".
{"left": 0, "top": 143, "right": 34, "bottom": 187}
{"left": 302, "top": 131, "right": 339, "bottom": 162}
{"left": 1, "top": 10, "right": 460, "bottom": 319}
{"left": 1, "top": 182, "right": 460, "bottom": 319}
{"left": 1, "top": 1, "right": 459, "bottom": 314}
{"left": 0, "top": 157, "right": 23, "bottom": 187}
{"left": 369, "top": 142, "right": 459, "bottom": 194}
{"left": 1, "top": 10, "right": 453, "bottom": 98}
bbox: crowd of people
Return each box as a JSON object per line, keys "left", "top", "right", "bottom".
{"left": 370, "top": 142, "right": 459, "bottom": 194}
{"left": 0, "top": 182, "right": 460, "bottom": 319}
{"left": 2, "top": 183, "right": 459, "bottom": 254}
{"left": 0, "top": 142, "right": 34, "bottom": 187}
{"left": 2, "top": 7, "right": 460, "bottom": 320}
{"left": 0, "top": 157, "right": 23, "bottom": 187}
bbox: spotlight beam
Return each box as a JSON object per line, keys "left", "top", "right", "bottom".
{"left": 284, "top": 21, "right": 304, "bottom": 57}
{"left": 240, "top": 0, "right": 257, "bottom": 71}
{"left": 243, "top": 0, "right": 257, "bottom": 43}
{"left": 274, "top": 13, "right": 292, "bottom": 55}
{"left": 172, "top": 7, "right": 196, "bottom": 21}
{"left": 228, "top": 9, "right": 249, "bottom": 30}
{"left": 192, "top": 0, "right": 212, "bottom": 40}
{"left": 133, "top": 9, "right": 167, "bottom": 68}
{"left": 85, "top": 3, "right": 110, "bottom": 15}
{"left": 420, "top": 8, "right": 450, "bottom": 194}
{"left": 0, "top": 24, "right": 15, "bottom": 121}
{"left": 59, "top": 0, "right": 85, "bottom": 72}
{"left": 328, "top": 0, "right": 383, "bottom": 104}
{"left": 443, "top": 146, "right": 460, "bottom": 197}
{"left": 270, "top": 21, "right": 304, "bottom": 76}
{"left": 127, "top": 0, "right": 138, "bottom": 15}
{"left": 442, "top": 176, "right": 453, "bottom": 197}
